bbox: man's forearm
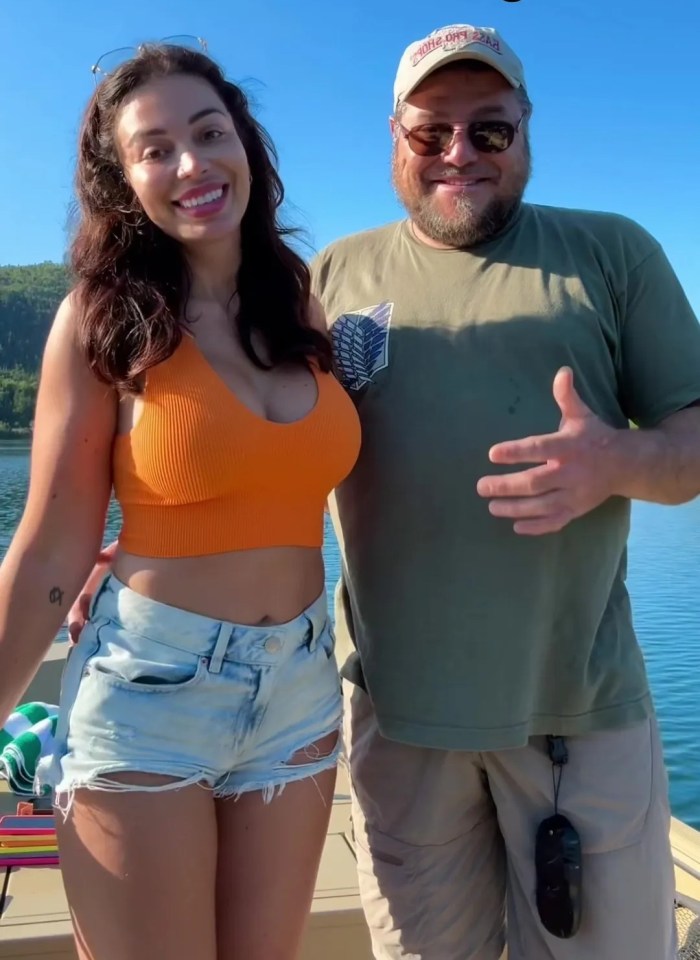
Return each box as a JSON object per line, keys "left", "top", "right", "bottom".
{"left": 91, "top": 540, "right": 118, "bottom": 587}
{"left": 611, "top": 408, "right": 700, "bottom": 505}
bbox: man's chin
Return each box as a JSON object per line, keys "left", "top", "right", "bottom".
{"left": 410, "top": 193, "right": 522, "bottom": 248}
{"left": 412, "top": 207, "right": 487, "bottom": 248}
{"left": 440, "top": 203, "right": 487, "bottom": 233}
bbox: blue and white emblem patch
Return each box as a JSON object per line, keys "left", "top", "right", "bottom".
{"left": 330, "top": 301, "right": 393, "bottom": 392}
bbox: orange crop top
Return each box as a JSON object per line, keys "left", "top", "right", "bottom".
{"left": 112, "top": 335, "right": 361, "bottom": 557}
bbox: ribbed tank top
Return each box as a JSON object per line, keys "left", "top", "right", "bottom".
{"left": 112, "top": 335, "right": 361, "bottom": 557}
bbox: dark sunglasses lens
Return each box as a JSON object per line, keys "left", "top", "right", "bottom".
{"left": 535, "top": 814, "right": 582, "bottom": 939}
{"left": 407, "top": 124, "right": 454, "bottom": 157}
{"left": 407, "top": 121, "right": 516, "bottom": 156}
{"left": 469, "top": 121, "right": 515, "bottom": 153}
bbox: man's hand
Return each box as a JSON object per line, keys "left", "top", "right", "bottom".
{"left": 477, "top": 367, "right": 621, "bottom": 535}
{"left": 67, "top": 592, "right": 91, "bottom": 645}
{"left": 66, "top": 541, "right": 117, "bottom": 644}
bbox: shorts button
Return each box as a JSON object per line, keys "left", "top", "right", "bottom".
{"left": 265, "top": 637, "right": 282, "bottom": 653}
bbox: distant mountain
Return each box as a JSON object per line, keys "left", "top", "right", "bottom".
{"left": 0, "top": 263, "right": 70, "bottom": 433}
{"left": 0, "top": 262, "right": 70, "bottom": 373}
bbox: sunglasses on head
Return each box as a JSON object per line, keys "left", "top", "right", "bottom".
{"left": 397, "top": 111, "right": 527, "bottom": 157}
{"left": 90, "top": 35, "right": 208, "bottom": 81}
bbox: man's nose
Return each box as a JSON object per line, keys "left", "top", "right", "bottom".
{"left": 442, "top": 127, "right": 480, "bottom": 166}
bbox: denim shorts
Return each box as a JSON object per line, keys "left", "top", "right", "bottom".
{"left": 37, "top": 575, "right": 342, "bottom": 812}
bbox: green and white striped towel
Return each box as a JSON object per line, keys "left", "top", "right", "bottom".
{"left": 0, "top": 702, "right": 58, "bottom": 796}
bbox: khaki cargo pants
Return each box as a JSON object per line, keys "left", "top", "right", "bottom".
{"left": 343, "top": 684, "right": 676, "bottom": 960}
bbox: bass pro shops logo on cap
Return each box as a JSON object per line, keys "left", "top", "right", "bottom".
{"left": 410, "top": 25, "right": 502, "bottom": 68}
{"left": 393, "top": 23, "right": 526, "bottom": 106}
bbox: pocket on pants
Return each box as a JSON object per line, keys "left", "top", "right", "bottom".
{"left": 564, "top": 720, "right": 659, "bottom": 854}
{"left": 84, "top": 619, "right": 208, "bottom": 695}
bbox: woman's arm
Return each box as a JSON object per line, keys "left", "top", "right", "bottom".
{"left": 0, "top": 296, "right": 116, "bottom": 724}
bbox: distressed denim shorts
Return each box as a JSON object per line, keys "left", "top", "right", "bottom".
{"left": 37, "top": 575, "right": 342, "bottom": 812}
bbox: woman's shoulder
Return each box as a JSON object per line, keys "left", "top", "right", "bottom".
{"left": 43, "top": 289, "right": 83, "bottom": 356}
{"left": 42, "top": 289, "right": 114, "bottom": 399}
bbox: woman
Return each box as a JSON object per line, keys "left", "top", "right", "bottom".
{"left": 0, "top": 43, "right": 360, "bottom": 960}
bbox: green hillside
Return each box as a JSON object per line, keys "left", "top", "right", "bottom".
{"left": 0, "top": 262, "right": 70, "bottom": 434}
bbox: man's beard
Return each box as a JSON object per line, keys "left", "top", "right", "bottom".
{"left": 392, "top": 147, "right": 531, "bottom": 248}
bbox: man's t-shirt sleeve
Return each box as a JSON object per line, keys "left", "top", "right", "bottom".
{"left": 618, "top": 244, "right": 700, "bottom": 427}
{"left": 309, "top": 250, "right": 332, "bottom": 322}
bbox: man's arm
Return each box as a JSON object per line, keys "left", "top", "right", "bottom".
{"left": 66, "top": 539, "right": 117, "bottom": 643}
{"left": 479, "top": 230, "right": 700, "bottom": 535}
{"left": 611, "top": 404, "right": 700, "bottom": 505}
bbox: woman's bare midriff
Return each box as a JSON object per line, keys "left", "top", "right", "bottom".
{"left": 112, "top": 545, "right": 326, "bottom": 626}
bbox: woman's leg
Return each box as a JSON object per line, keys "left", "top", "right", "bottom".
{"left": 215, "top": 747, "right": 337, "bottom": 960}
{"left": 57, "top": 774, "right": 218, "bottom": 960}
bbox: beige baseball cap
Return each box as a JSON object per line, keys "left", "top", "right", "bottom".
{"left": 393, "top": 23, "right": 526, "bottom": 108}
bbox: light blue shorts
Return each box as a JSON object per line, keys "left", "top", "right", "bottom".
{"left": 38, "top": 575, "right": 342, "bottom": 812}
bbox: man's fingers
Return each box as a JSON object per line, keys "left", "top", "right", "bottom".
{"left": 553, "top": 367, "right": 592, "bottom": 421}
{"left": 512, "top": 514, "right": 572, "bottom": 536}
{"left": 488, "top": 432, "right": 573, "bottom": 465}
{"left": 66, "top": 593, "right": 92, "bottom": 646}
{"left": 79, "top": 593, "right": 91, "bottom": 619}
{"left": 67, "top": 619, "right": 84, "bottom": 645}
{"left": 477, "top": 463, "right": 559, "bottom": 499}
{"left": 487, "top": 493, "right": 564, "bottom": 520}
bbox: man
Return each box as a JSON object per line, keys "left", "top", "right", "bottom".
{"left": 310, "top": 22, "right": 700, "bottom": 960}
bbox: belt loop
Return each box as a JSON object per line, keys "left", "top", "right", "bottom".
{"left": 209, "top": 623, "right": 234, "bottom": 675}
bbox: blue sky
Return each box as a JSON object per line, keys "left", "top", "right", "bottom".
{"left": 1, "top": 0, "right": 698, "bottom": 314}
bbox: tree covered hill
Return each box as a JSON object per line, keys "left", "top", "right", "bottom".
{"left": 0, "top": 262, "right": 70, "bottom": 433}
{"left": 0, "top": 262, "right": 70, "bottom": 371}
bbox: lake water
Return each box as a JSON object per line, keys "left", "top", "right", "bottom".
{"left": 1, "top": 440, "right": 698, "bottom": 827}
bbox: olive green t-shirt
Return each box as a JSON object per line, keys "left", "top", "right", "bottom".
{"left": 311, "top": 203, "right": 700, "bottom": 751}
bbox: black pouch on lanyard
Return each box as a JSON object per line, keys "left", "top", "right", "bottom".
{"left": 535, "top": 736, "right": 582, "bottom": 938}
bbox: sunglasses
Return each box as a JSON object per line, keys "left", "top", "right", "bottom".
{"left": 397, "top": 112, "right": 526, "bottom": 157}
{"left": 90, "top": 35, "right": 208, "bottom": 81}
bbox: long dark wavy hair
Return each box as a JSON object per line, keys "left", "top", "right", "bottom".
{"left": 71, "top": 43, "right": 331, "bottom": 392}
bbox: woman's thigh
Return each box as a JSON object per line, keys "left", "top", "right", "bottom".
{"left": 57, "top": 774, "right": 218, "bottom": 960}
{"left": 215, "top": 761, "right": 337, "bottom": 960}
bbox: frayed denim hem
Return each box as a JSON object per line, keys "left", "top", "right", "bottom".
{"left": 36, "top": 735, "right": 341, "bottom": 819}
{"left": 214, "top": 746, "right": 341, "bottom": 806}
{"left": 36, "top": 754, "right": 214, "bottom": 820}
